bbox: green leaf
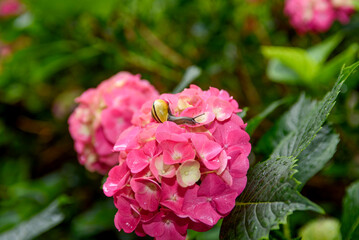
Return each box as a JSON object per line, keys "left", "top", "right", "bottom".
{"left": 295, "top": 126, "right": 339, "bottom": 190}
{"left": 221, "top": 61, "right": 359, "bottom": 240}
{"left": 262, "top": 46, "right": 319, "bottom": 83}
{"left": 266, "top": 59, "right": 301, "bottom": 85}
{"left": 316, "top": 43, "right": 359, "bottom": 85}
{"left": 307, "top": 34, "right": 343, "bottom": 64}
{"left": 173, "top": 65, "right": 201, "bottom": 93}
{"left": 341, "top": 180, "right": 359, "bottom": 240}
{"left": 220, "top": 156, "right": 321, "bottom": 240}
{"left": 299, "top": 218, "right": 341, "bottom": 240}
{"left": 0, "top": 196, "right": 70, "bottom": 240}
{"left": 256, "top": 94, "right": 316, "bottom": 155}
{"left": 71, "top": 199, "right": 116, "bottom": 238}
{"left": 246, "top": 98, "right": 289, "bottom": 136}
{"left": 238, "top": 107, "right": 248, "bottom": 119}
{"left": 271, "top": 63, "right": 357, "bottom": 158}
{"left": 187, "top": 219, "right": 222, "bottom": 240}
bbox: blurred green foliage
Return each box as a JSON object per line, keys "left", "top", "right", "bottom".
{"left": 1, "top": 0, "right": 359, "bottom": 239}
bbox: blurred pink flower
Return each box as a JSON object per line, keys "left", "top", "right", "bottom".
{"left": 104, "top": 85, "right": 251, "bottom": 239}
{"left": 0, "top": 42, "right": 12, "bottom": 58}
{"left": 284, "top": 0, "right": 355, "bottom": 33}
{"left": 68, "top": 72, "right": 159, "bottom": 174}
{"left": 0, "top": 0, "right": 23, "bottom": 17}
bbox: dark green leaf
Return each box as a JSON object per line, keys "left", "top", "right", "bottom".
{"left": 257, "top": 94, "right": 316, "bottom": 155}
{"left": 271, "top": 63, "right": 357, "bottom": 158}
{"left": 246, "top": 98, "right": 289, "bottom": 136}
{"left": 71, "top": 199, "right": 116, "bottom": 238}
{"left": 220, "top": 156, "right": 321, "bottom": 240}
{"left": 0, "top": 196, "right": 70, "bottom": 240}
{"left": 341, "top": 180, "right": 359, "bottom": 240}
{"left": 295, "top": 126, "right": 339, "bottom": 190}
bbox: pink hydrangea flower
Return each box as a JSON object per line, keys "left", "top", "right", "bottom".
{"left": 284, "top": 0, "right": 355, "bottom": 33}
{"left": 104, "top": 85, "right": 251, "bottom": 239}
{"left": 68, "top": 72, "right": 159, "bottom": 174}
{"left": 0, "top": 0, "right": 23, "bottom": 17}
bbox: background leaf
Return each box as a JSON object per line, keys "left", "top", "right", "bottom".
{"left": 246, "top": 98, "right": 289, "bottom": 136}
{"left": 316, "top": 43, "right": 359, "bottom": 85}
{"left": 299, "top": 218, "right": 341, "bottom": 240}
{"left": 0, "top": 196, "right": 70, "bottom": 240}
{"left": 71, "top": 199, "right": 116, "bottom": 238}
{"left": 262, "top": 46, "right": 319, "bottom": 83}
{"left": 307, "top": 34, "right": 343, "bottom": 64}
{"left": 266, "top": 59, "right": 301, "bottom": 84}
{"left": 173, "top": 65, "right": 202, "bottom": 93}
{"left": 341, "top": 180, "right": 359, "bottom": 240}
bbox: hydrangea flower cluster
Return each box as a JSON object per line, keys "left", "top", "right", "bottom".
{"left": 0, "top": 0, "right": 23, "bottom": 17}
{"left": 103, "top": 85, "right": 251, "bottom": 240}
{"left": 284, "top": 0, "right": 355, "bottom": 33}
{"left": 68, "top": 72, "right": 159, "bottom": 174}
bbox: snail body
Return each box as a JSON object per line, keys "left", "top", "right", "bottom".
{"left": 151, "top": 99, "right": 203, "bottom": 125}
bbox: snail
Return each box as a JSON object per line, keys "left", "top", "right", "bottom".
{"left": 151, "top": 99, "right": 204, "bottom": 125}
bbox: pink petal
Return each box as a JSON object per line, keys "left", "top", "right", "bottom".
{"left": 231, "top": 176, "right": 247, "bottom": 195}
{"left": 213, "top": 190, "right": 237, "bottom": 215}
{"left": 191, "top": 134, "right": 222, "bottom": 160}
{"left": 188, "top": 220, "right": 212, "bottom": 232}
{"left": 162, "top": 141, "right": 196, "bottom": 164}
{"left": 229, "top": 154, "right": 249, "bottom": 178}
{"left": 197, "top": 173, "right": 227, "bottom": 197}
{"left": 149, "top": 155, "right": 176, "bottom": 182}
{"left": 135, "top": 224, "right": 146, "bottom": 237}
{"left": 130, "top": 178, "right": 161, "bottom": 211}
{"left": 126, "top": 149, "right": 150, "bottom": 173}
{"left": 101, "top": 107, "right": 133, "bottom": 143}
{"left": 93, "top": 127, "right": 113, "bottom": 156}
{"left": 142, "top": 212, "right": 165, "bottom": 237}
{"left": 142, "top": 210, "right": 187, "bottom": 240}
{"left": 103, "top": 164, "right": 130, "bottom": 197}
{"left": 192, "top": 202, "right": 222, "bottom": 226}
{"left": 191, "top": 134, "right": 222, "bottom": 169}
{"left": 219, "top": 169, "right": 233, "bottom": 186}
{"left": 216, "top": 151, "right": 228, "bottom": 174}
{"left": 182, "top": 185, "right": 221, "bottom": 226}
{"left": 207, "top": 97, "right": 234, "bottom": 121}
{"left": 68, "top": 113, "right": 91, "bottom": 143}
{"left": 160, "top": 177, "right": 186, "bottom": 216}
{"left": 156, "top": 121, "right": 188, "bottom": 143}
{"left": 113, "top": 126, "right": 141, "bottom": 152}
{"left": 114, "top": 196, "right": 141, "bottom": 233}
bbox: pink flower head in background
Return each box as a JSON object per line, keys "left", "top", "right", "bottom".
{"left": 104, "top": 85, "right": 251, "bottom": 239}
{"left": 0, "top": 0, "right": 23, "bottom": 17}
{"left": 284, "top": 0, "right": 355, "bottom": 33}
{"left": 0, "top": 43, "right": 11, "bottom": 58}
{"left": 68, "top": 72, "right": 159, "bottom": 174}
